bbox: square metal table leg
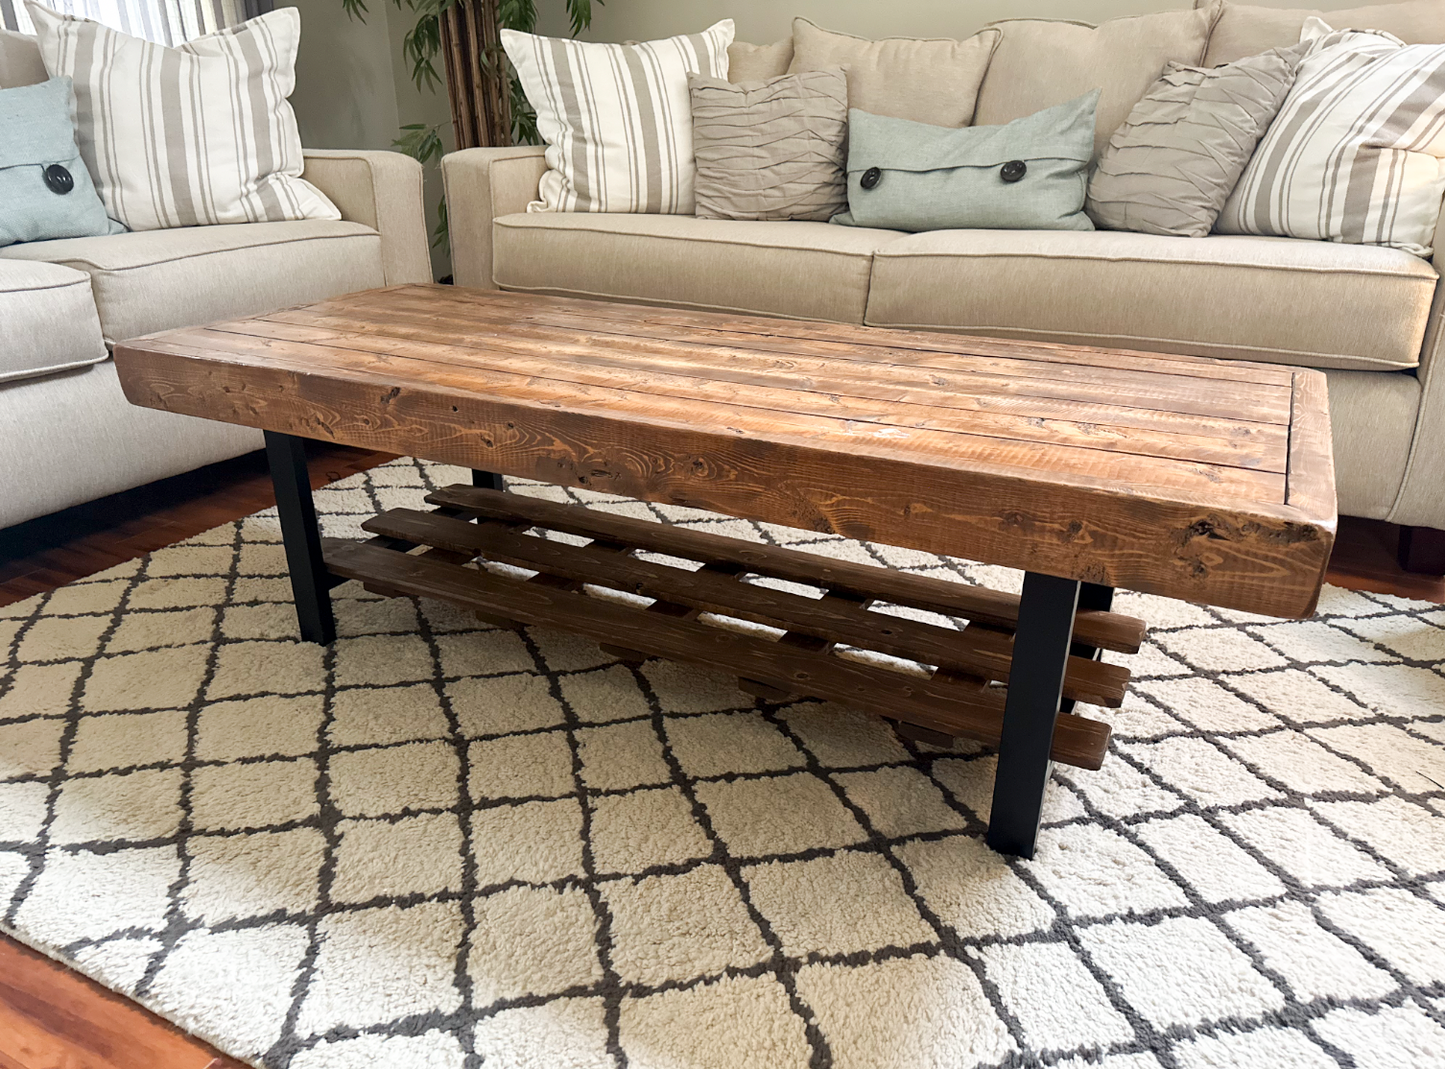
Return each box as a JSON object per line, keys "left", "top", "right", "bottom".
{"left": 1061, "top": 581, "right": 1114, "bottom": 715}
{"left": 472, "top": 470, "right": 505, "bottom": 491}
{"left": 985, "top": 571, "right": 1083, "bottom": 858}
{"left": 264, "top": 431, "right": 337, "bottom": 646}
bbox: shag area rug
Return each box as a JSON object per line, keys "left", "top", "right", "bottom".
{"left": 2, "top": 458, "right": 1444, "bottom": 1069}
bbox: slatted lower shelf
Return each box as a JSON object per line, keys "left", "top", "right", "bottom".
{"left": 321, "top": 484, "right": 1145, "bottom": 771}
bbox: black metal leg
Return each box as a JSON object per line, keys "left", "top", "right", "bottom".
{"left": 1061, "top": 582, "right": 1114, "bottom": 715}
{"left": 265, "top": 431, "right": 336, "bottom": 645}
{"left": 472, "top": 470, "right": 504, "bottom": 491}
{"left": 986, "top": 571, "right": 1082, "bottom": 859}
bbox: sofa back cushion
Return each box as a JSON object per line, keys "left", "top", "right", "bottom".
{"left": 1201, "top": 0, "right": 1445, "bottom": 64}
{"left": 786, "top": 18, "right": 1000, "bottom": 127}
{"left": 974, "top": 8, "right": 1219, "bottom": 159}
{"left": 728, "top": 38, "right": 793, "bottom": 82}
{"left": 0, "top": 29, "right": 46, "bottom": 88}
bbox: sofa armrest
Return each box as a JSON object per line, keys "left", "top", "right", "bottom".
{"left": 1387, "top": 197, "right": 1445, "bottom": 529}
{"left": 302, "top": 149, "right": 432, "bottom": 285}
{"left": 442, "top": 146, "right": 548, "bottom": 288}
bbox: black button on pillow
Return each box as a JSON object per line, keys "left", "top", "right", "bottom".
{"left": 43, "top": 164, "right": 74, "bottom": 195}
{"left": 1000, "top": 160, "right": 1028, "bottom": 183}
{"left": 860, "top": 166, "right": 882, "bottom": 190}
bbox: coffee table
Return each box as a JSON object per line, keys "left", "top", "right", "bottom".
{"left": 113, "top": 284, "right": 1336, "bottom": 857}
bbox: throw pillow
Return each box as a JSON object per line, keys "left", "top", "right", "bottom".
{"left": 1, "top": 27, "right": 47, "bottom": 88}
{"left": 0, "top": 76, "right": 122, "bottom": 246}
{"left": 834, "top": 92, "right": 1099, "bottom": 233}
{"left": 785, "top": 18, "right": 1000, "bottom": 128}
{"left": 689, "top": 69, "right": 848, "bottom": 222}
{"left": 25, "top": 3, "right": 338, "bottom": 233}
{"left": 1086, "top": 44, "right": 1307, "bottom": 238}
{"left": 728, "top": 38, "right": 793, "bottom": 83}
{"left": 1199, "top": 0, "right": 1445, "bottom": 66}
{"left": 502, "top": 21, "right": 735, "bottom": 214}
{"left": 1216, "top": 26, "right": 1445, "bottom": 256}
{"left": 973, "top": 9, "right": 1219, "bottom": 160}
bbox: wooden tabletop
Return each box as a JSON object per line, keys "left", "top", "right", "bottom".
{"left": 114, "top": 284, "right": 1336, "bottom": 618}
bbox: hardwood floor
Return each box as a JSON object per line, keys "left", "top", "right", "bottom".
{"left": 0, "top": 937, "right": 246, "bottom": 1069}
{"left": 0, "top": 444, "right": 394, "bottom": 608}
{"left": 0, "top": 443, "right": 1441, "bottom": 1068}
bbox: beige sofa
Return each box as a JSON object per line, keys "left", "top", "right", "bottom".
{"left": 0, "top": 29, "right": 431, "bottom": 530}
{"left": 442, "top": 0, "right": 1445, "bottom": 564}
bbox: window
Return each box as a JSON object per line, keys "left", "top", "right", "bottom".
{"left": 1, "top": 0, "right": 266, "bottom": 44}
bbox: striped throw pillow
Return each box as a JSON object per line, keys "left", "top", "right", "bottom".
{"left": 25, "top": 3, "right": 338, "bottom": 232}
{"left": 1217, "top": 24, "right": 1445, "bottom": 256}
{"left": 502, "top": 20, "right": 734, "bottom": 214}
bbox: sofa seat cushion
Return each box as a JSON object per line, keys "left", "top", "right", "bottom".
{"left": 0, "top": 259, "right": 106, "bottom": 384}
{"left": 492, "top": 213, "right": 905, "bottom": 323}
{"left": 866, "top": 229, "right": 1437, "bottom": 372}
{"left": 0, "top": 219, "right": 384, "bottom": 345}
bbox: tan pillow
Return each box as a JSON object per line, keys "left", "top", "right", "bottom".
{"left": 974, "top": 8, "right": 1220, "bottom": 160}
{"left": 728, "top": 38, "right": 794, "bottom": 82}
{"left": 0, "top": 28, "right": 46, "bottom": 88}
{"left": 1199, "top": 0, "right": 1445, "bottom": 65}
{"left": 690, "top": 70, "right": 848, "bottom": 222}
{"left": 1087, "top": 45, "right": 1307, "bottom": 237}
{"left": 786, "top": 17, "right": 1000, "bottom": 127}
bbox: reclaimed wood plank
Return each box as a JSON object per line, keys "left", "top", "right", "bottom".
{"left": 124, "top": 328, "right": 1288, "bottom": 500}
{"left": 343, "top": 285, "right": 1300, "bottom": 388}
{"left": 259, "top": 301, "right": 1295, "bottom": 424}
{"left": 235, "top": 316, "right": 1288, "bottom": 470}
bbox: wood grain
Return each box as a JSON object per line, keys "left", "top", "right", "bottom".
{"left": 113, "top": 285, "right": 1337, "bottom": 618}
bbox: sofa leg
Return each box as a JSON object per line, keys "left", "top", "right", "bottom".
{"left": 1398, "top": 526, "right": 1445, "bottom": 576}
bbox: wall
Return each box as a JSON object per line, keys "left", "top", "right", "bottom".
{"left": 537, "top": 0, "right": 1400, "bottom": 44}
{"left": 287, "top": 0, "right": 454, "bottom": 279}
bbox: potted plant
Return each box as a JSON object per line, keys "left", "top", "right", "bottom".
{"left": 343, "top": 0, "right": 595, "bottom": 243}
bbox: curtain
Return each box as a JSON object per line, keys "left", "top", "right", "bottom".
{"left": 1, "top": 0, "right": 272, "bottom": 42}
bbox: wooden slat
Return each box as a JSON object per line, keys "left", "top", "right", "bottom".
{"left": 323, "top": 539, "right": 1112, "bottom": 769}
{"left": 365, "top": 506, "right": 1130, "bottom": 706}
{"left": 424, "top": 485, "right": 1146, "bottom": 654}
{"left": 600, "top": 561, "right": 745, "bottom": 661}
{"left": 739, "top": 588, "right": 875, "bottom": 701}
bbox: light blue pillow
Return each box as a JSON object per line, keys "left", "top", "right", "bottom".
{"left": 833, "top": 91, "right": 1100, "bottom": 233}
{"left": 0, "top": 76, "right": 124, "bottom": 247}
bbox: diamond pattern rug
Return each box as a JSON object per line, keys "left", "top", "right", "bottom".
{"left": 2, "top": 457, "right": 1444, "bottom": 1069}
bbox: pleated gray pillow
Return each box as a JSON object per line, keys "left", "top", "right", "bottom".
{"left": 1086, "top": 44, "right": 1308, "bottom": 238}
{"left": 689, "top": 70, "right": 848, "bottom": 222}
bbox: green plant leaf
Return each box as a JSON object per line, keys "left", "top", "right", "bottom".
{"left": 433, "top": 197, "right": 450, "bottom": 251}
{"left": 393, "top": 122, "right": 446, "bottom": 167}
